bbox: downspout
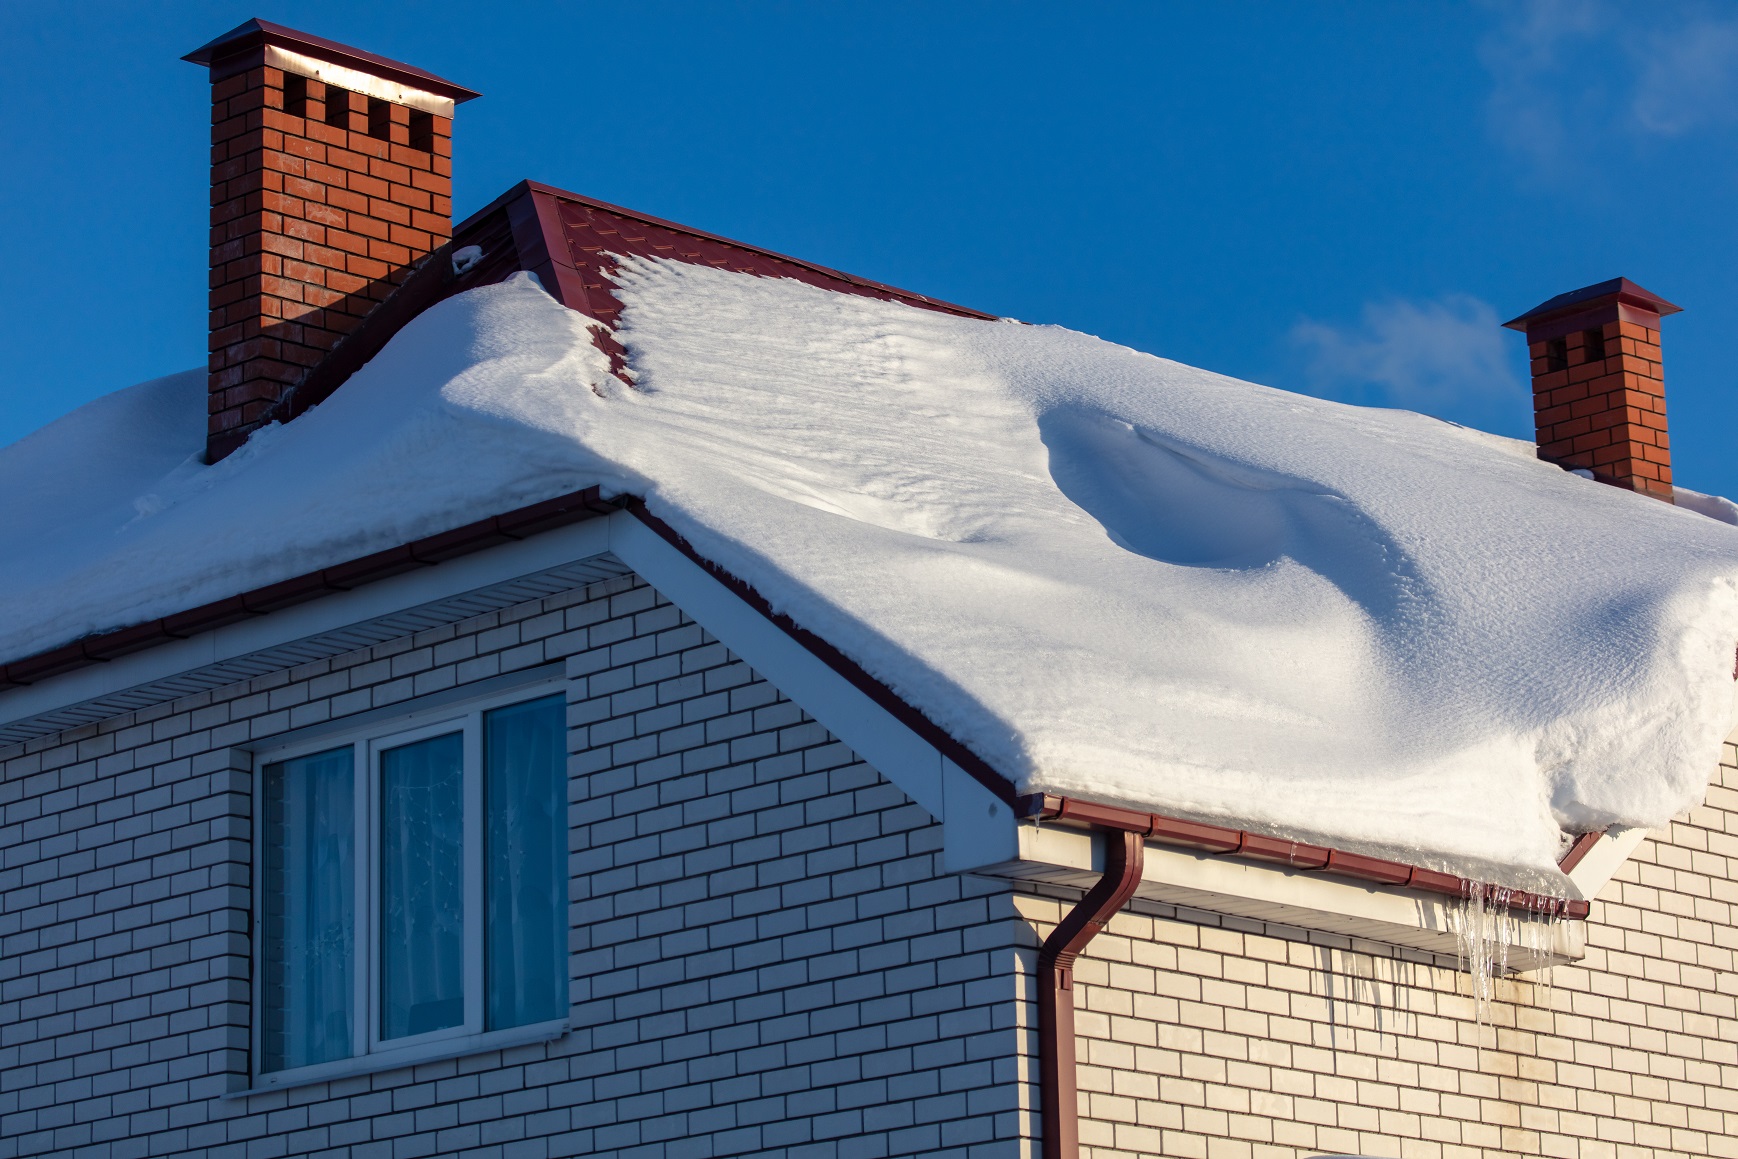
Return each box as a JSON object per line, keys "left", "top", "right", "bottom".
{"left": 1038, "top": 827, "right": 1145, "bottom": 1159}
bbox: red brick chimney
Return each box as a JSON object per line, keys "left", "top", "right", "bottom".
{"left": 184, "top": 20, "right": 479, "bottom": 462}
{"left": 1504, "top": 278, "right": 1681, "bottom": 503}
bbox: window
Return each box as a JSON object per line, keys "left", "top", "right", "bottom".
{"left": 256, "top": 689, "right": 567, "bottom": 1082}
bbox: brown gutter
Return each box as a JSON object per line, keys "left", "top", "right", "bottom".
{"left": 1021, "top": 794, "right": 1591, "bottom": 920}
{"left": 1038, "top": 827, "right": 1144, "bottom": 1159}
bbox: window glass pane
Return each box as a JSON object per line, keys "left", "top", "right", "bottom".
{"left": 379, "top": 732, "right": 465, "bottom": 1040}
{"left": 261, "top": 747, "right": 354, "bottom": 1072}
{"left": 484, "top": 694, "right": 567, "bottom": 1029}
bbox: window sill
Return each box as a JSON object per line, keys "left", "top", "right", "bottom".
{"left": 226, "top": 1018, "right": 570, "bottom": 1097}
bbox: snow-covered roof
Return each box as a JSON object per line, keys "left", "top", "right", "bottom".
{"left": 6, "top": 263, "right": 1738, "bottom": 887}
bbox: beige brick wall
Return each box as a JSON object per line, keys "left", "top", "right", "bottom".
{"left": 1018, "top": 745, "right": 1738, "bottom": 1159}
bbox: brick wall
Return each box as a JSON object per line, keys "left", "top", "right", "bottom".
{"left": 1024, "top": 747, "right": 1738, "bottom": 1159}
{"left": 0, "top": 572, "right": 1035, "bottom": 1158}
{"left": 1528, "top": 318, "right": 1672, "bottom": 501}
{"left": 206, "top": 61, "right": 452, "bottom": 458}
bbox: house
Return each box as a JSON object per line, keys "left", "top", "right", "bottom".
{"left": 2, "top": 18, "right": 1736, "bottom": 1159}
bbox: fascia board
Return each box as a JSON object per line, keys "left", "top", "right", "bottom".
{"left": 1564, "top": 827, "right": 1651, "bottom": 903}
{"left": 0, "top": 520, "right": 610, "bottom": 733}
{"left": 942, "top": 756, "right": 1019, "bottom": 872}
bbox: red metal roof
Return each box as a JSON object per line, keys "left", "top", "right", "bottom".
{"left": 516, "top": 181, "right": 993, "bottom": 320}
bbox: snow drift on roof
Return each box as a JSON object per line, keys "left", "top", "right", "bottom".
{"left": 5, "top": 266, "right": 1738, "bottom": 885}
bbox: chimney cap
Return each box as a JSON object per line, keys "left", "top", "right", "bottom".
{"left": 183, "top": 18, "right": 480, "bottom": 103}
{"left": 1503, "top": 277, "right": 1681, "bottom": 332}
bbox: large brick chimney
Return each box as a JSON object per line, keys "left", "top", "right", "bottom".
{"left": 184, "top": 20, "right": 479, "bottom": 462}
{"left": 1504, "top": 278, "right": 1681, "bottom": 503}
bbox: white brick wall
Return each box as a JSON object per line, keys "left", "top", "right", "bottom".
{"left": 0, "top": 571, "right": 1036, "bottom": 1159}
{"left": 7, "top": 559, "right": 1729, "bottom": 1159}
{"left": 1019, "top": 747, "right": 1738, "bottom": 1159}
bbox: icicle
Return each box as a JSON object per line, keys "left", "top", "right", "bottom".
{"left": 1451, "top": 883, "right": 1564, "bottom": 1066}
{"left": 1525, "top": 906, "right": 1558, "bottom": 1011}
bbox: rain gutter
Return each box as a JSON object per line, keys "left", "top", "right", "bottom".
{"left": 1021, "top": 793, "right": 1591, "bottom": 919}
{"left": 1037, "top": 827, "right": 1144, "bottom": 1159}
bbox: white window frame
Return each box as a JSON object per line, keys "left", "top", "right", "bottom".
{"left": 247, "top": 680, "right": 569, "bottom": 1092}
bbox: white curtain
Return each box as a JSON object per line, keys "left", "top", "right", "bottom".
{"left": 379, "top": 732, "right": 465, "bottom": 1040}
{"left": 261, "top": 747, "right": 354, "bottom": 1071}
{"left": 484, "top": 695, "right": 567, "bottom": 1029}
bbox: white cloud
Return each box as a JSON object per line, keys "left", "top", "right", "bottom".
{"left": 1630, "top": 16, "right": 1738, "bottom": 135}
{"left": 1480, "top": 0, "right": 1738, "bottom": 176}
{"left": 1291, "top": 295, "right": 1528, "bottom": 426}
{"left": 1479, "top": 0, "right": 1606, "bottom": 174}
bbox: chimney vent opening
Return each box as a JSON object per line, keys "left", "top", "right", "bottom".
{"left": 1545, "top": 336, "right": 1568, "bottom": 373}
{"left": 324, "top": 86, "right": 351, "bottom": 128}
{"left": 1581, "top": 327, "right": 1607, "bottom": 364}
{"left": 283, "top": 73, "right": 308, "bottom": 118}
{"left": 367, "top": 96, "right": 391, "bottom": 141}
{"left": 409, "top": 109, "right": 434, "bottom": 152}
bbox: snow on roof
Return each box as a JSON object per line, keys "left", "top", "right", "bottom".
{"left": 6, "top": 265, "right": 1738, "bottom": 886}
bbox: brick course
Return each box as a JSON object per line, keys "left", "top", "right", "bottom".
{"left": 203, "top": 61, "right": 453, "bottom": 458}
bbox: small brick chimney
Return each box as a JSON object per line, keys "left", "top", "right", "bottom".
{"left": 1504, "top": 278, "right": 1681, "bottom": 503}
{"left": 184, "top": 20, "right": 479, "bottom": 462}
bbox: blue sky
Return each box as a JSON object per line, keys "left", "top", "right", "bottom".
{"left": 4, "top": 3, "right": 1737, "bottom": 494}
